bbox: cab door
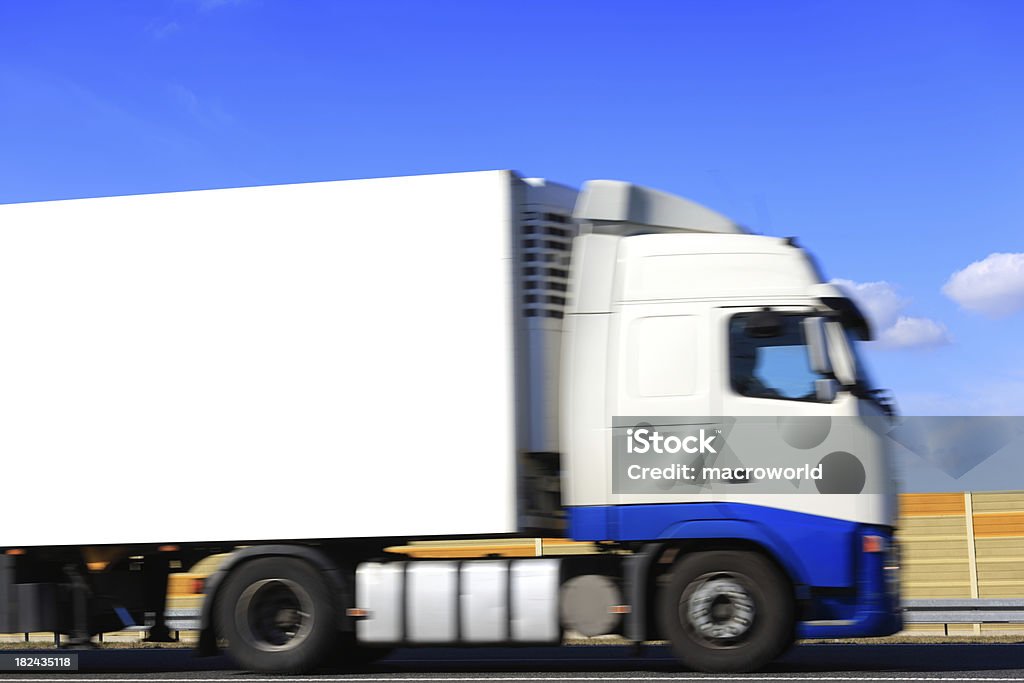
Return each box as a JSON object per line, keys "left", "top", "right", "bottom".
{"left": 708, "top": 306, "right": 874, "bottom": 518}
{"left": 712, "top": 306, "right": 853, "bottom": 418}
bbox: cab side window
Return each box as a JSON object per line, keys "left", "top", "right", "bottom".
{"left": 729, "top": 314, "right": 823, "bottom": 401}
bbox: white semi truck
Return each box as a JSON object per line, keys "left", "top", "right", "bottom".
{"left": 0, "top": 171, "right": 900, "bottom": 673}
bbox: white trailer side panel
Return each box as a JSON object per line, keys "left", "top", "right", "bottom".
{"left": 0, "top": 171, "right": 519, "bottom": 545}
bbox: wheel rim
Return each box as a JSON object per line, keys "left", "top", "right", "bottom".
{"left": 235, "top": 578, "right": 315, "bottom": 652}
{"left": 679, "top": 572, "right": 756, "bottom": 648}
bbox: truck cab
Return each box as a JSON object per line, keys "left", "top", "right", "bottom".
{"left": 558, "top": 181, "right": 901, "bottom": 670}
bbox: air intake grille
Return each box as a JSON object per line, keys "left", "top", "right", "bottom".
{"left": 518, "top": 210, "right": 575, "bottom": 319}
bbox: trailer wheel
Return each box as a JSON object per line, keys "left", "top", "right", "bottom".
{"left": 217, "top": 557, "right": 337, "bottom": 673}
{"left": 658, "top": 550, "right": 794, "bottom": 673}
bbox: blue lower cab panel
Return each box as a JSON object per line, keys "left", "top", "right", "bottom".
{"left": 797, "top": 523, "right": 902, "bottom": 639}
{"left": 568, "top": 502, "right": 858, "bottom": 586}
{"left": 567, "top": 503, "right": 902, "bottom": 638}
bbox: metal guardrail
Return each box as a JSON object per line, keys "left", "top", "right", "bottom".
{"left": 902, "top": 599, "right": 1024, "bottom": 624}
{"left": 164, "top": 608, "right": 200, "bottom": 631}
{"left": 159, "top": 601, "right": 1024, "bottom": 634}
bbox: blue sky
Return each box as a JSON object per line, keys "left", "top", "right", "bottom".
{"left": 2, "top": 0, "right": 1024, "bottom": 416}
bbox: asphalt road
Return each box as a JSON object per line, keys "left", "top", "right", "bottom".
{"left": 0, "top": 644, "right": 1022, "bottom": 680}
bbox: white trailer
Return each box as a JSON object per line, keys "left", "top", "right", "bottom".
{"left": 0, "top": 171, "right": 551, "bottom": 544}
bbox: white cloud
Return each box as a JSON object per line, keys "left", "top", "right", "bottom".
{"left": 831, "top": 278, "right": 951, "bottom": 350}
{"left": 943, "top": 252, "right": 1024, "bottom": 316}
{"left": 830, "top": 278, "right": 906, "bottom": 330}
{"left": 147, "top": 20, "right": 180, "bottom": 40}
{"left": 877, "top": 316, "right": 951, "bottom": 349}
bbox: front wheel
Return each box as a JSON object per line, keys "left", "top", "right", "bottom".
{"left": 217, "top": 557, "right": 337, "bottom": 673}
{"left": 658, "top": 550, "right": 794, "bottom": 673}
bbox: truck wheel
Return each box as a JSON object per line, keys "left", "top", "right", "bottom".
{"left": 217, "top": 557, "right": 337, "bottom": 673}
{"left": 658, "top": 550, "right": 794, "bottom": 673}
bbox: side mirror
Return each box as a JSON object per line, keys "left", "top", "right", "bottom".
{"left": 745, "top": 310, "right": 783, "bottom": 338}
{"left": 824, "top": 321, "right": 858, "bottom": 387}
{"left": 815, "top": 378, "right": 838, "bottom": 403}
{"left": 803, "top": 317, "right": 832, "bottom": 375}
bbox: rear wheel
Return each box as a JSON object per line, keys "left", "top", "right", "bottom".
{"left": 658, "top": 550, "right": 794, "bottom": 673}
{"left": 217, "top": 557, "right": 337, "bottom": 673}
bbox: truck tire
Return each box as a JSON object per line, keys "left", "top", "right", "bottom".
{"left": 217, "top": 557, "right": 337, "bottom": 673}
{"left": 658, "top": 550, "right": 794, "bottom": 673}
